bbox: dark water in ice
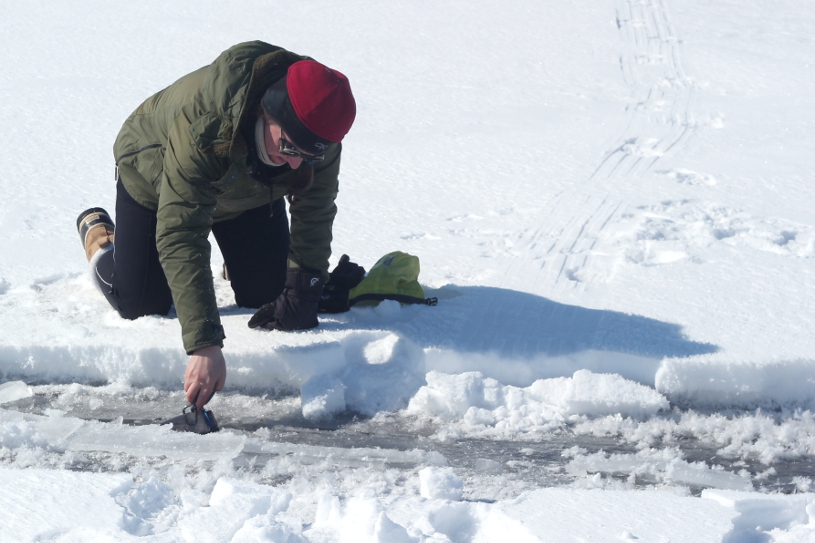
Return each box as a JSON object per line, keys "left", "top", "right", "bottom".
{"left": 5, "top": 390, "right": 814, "bottom": 497}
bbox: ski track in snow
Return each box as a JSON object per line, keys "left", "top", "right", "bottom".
{"left": 513, "top": 0, "right": 705, "bottom": 287}
{"left": 509, "top": 0, "right": 812, "bottom": 318}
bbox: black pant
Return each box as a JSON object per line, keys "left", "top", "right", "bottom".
{"left": 94, "top": 179, "right": 290, "bottom": 319}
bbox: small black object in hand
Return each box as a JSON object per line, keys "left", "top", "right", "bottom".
{"left": 160, "top": 404, "right": 220, "bottom": 434}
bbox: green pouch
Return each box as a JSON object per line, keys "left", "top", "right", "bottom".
{"left": 348, "top": 251, "right": 438, "bottom": 307}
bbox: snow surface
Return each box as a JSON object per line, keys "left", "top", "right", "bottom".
{"left": 1, "top": 0, "right": 814, "bottom": 541}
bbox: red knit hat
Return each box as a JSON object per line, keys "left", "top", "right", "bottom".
{"left": 262, "top": 60, "right": 356, "bottom": 155}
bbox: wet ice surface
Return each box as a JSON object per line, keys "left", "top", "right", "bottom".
{"left": 5, "top": 386, "right": 813, "bottom": 499}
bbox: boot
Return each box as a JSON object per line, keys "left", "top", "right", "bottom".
{"left": 77, "top": 207, "right": 115, "bottom": 261}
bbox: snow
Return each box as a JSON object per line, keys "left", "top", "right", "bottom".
{"left": 1, "top": 0, "right": 814, "bottom": 540}
{"left": 419, "top": 467, "right": 464, "bottom": 501}
{"left": 407, "top": 369, "right": 670, "bottom": 428}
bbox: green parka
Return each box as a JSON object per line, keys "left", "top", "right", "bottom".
{"left": 113, "top": 41, "right": 342, "bottom": 354}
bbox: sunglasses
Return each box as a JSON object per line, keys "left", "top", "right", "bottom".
{"left": 279, "top": 135, "right": 325, "bottom": 165}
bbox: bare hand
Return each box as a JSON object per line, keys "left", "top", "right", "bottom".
{"left": 184, "top": 345, "right": 227, "bottom": 409}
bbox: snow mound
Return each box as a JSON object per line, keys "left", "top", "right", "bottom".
{"left": 407, "top": 369, "right": 669, "bottom": 430}
{"left": 657, "top": 357, "right": 815, "bottom": 409}
{"left": 312, "top": 495, "right": 412, "bottom": 543}
{"left": 301, "top": 374, "right": 347, "bottom": 421}
{"left": 419, "top": 467, "right": 464, "bottom": 501}
{"left": 179, "top": 478, "right": 297, "bottom": 543}
{"left": 296, "top": 331, "right": 428, "bottom": 419}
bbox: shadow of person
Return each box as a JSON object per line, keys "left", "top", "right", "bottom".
{"left": 329, "top": 285, "right": 718, "bottom": 388}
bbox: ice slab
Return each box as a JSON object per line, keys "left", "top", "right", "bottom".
{"left": 0, "top": 467, "right": 132, "bottom": 541}
{"left": 567, "top": 453, "right": 754, "bottom": 491}
{"left": 0, "top": 380, "right": 31, "bottom": 404}
{"left": 247, "top": 437, "right": 447, "bottom": 469}
{"left": 64, "top": 421, "right": 246, "bottom": 461}
{"left": 482, "top": 488, "right": 738, "bottom": 542}
{"left": 1, "top": 408, "right": 245, "bottom": 461}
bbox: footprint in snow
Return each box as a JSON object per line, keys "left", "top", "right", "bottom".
{"left": 658, "top": 168, "right": 717, "bottom": 186}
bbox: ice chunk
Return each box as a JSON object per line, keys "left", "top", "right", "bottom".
{"left": 252, "top": 439, "right": 447, "bottom": 469}
{"left": 419, "top": 467, "right": 463, "bottom": 501}
{"left": 232, "top": 516, "right": 306, "bottom": 543}
{"left": 408, "top": 371, "right": 500, "bottom": 420}
{"left": 567, "top": 452, "right": 753, "bottom": 492}
{"left": 373, "top": 511, "right": 414, "bottom": 543}
{"left": 310, "top": 496, "right": 412, "bottom": 543}
{"left": 180, "top": 478, "right": 293, "bottom": 542}
{"left": 533, "top": 369, "right": 670, "bottom": 417}
{"left": 703, "top": 489, "right": 812, "bottom": 533}
{"left": 0, "top": 381, "right": 31, "bottom": 404}
{"left": 474, "top": 458, "right": 503, "bottom": 473}
{"left": 408, "top": 370, "right": 668, "bottom": 429}
{"left": 64, "top": 420, "right": 246, "bottom": 461}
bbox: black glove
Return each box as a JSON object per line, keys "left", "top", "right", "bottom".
{"left": 248, "top": 268, "right": 325, "bottom": 331}
{"left": 318, "top": 254, "right": 366, "bottom": 314}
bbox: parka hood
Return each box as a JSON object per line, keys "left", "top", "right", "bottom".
{"left": 201, "top": 43, "right": 307, "bottom": 160}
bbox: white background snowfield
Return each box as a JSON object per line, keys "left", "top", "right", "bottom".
{"left": 0, "top": 0, "right": 814, "bottom": 541}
